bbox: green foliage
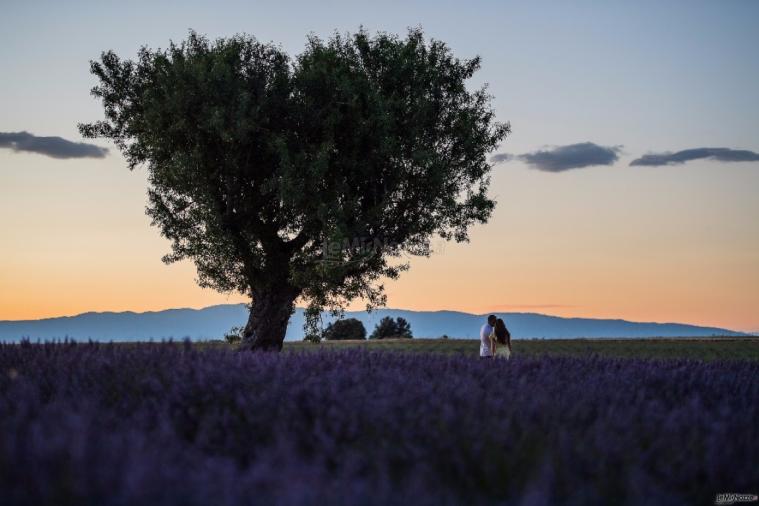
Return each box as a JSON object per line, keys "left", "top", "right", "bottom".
{"left": 322, "top": 318, "right": 367, "bottom": 341}
{"left": 369, "top": 316, "right": 396, "bottom": 339}
{"left": 79, "top": 28, "right": 509, "bottom": 344}
{"left": 370, "top": 316, "right": 413, "bottom": 339}
{"left": 395, "top": 317, "right": 413, "bottom": 338}
{"left": 302, "top": 333, "right": 322, "bottom": 343}
{"left": 223, "top": 326, "right": 244, "bottom": 344}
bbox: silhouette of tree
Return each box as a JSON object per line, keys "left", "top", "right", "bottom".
{"left": 370, "top": 316, "right": 398, "bottom": 339}
{"left": 370, "top": 316, "right": 412, "bottom": 339}
{"left": 322, "top": 318, "right": 366, "bottom": 340}
{"left": 395, "top": 317, "right": 413, "bottom": 338}
{"left": 79, "top": 28, "right": 509, "bottom": 351}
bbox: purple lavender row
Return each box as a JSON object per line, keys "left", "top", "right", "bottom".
{"left": 1, "top": 342, "right": 756, "bottom": 505}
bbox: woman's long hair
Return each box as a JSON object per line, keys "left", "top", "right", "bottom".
{"left": 494, "top": 318, "right": 510, "bottom": 345}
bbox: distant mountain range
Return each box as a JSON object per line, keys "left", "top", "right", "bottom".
{"left": 0, "top": 304, "right": 747, "bottom": 342}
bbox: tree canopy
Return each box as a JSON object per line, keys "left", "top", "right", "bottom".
{"left": 79, "top": 28, "right": 509, "bottom": 350}
{"left": 370, "top": 316, "right": 413, "bottom": 339}
{"left": 322, "top": 318, "right": 367, "bottom": 341}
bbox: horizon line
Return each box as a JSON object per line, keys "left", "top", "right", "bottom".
{"left": 0, "top": 303, "right": 747, "bottom": 333}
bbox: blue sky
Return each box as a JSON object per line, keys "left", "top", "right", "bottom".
{"left": 3, "top": 0, "right": 758, "bottom": 150}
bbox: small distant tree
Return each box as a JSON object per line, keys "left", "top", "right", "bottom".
{"left": 395, "top": 317, "right": 413, "bottom": 338}
{"left": 322, "top": 318, "right": 366, "bottom": 340}
{"left": 370, "top": 316, "right": 397, "bottom": 339}
{"left": 370, "top": 316, "right": 413, "bottom": 339}
{"left": 79, "top": 28, "right": 508, "bottom": 351}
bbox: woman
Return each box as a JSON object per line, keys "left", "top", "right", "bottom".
{"left": 489, "top": 318, "right": 512, "bottom": 360}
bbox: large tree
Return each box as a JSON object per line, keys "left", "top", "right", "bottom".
{"left": 79, "top": 29, "right": 509, "bottom": 351}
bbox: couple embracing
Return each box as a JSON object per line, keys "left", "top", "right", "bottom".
{"left": 480, "top": 314, "right": 512, "bottom": 359}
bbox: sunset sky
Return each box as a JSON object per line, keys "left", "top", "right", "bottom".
{"left": 1, "top": 1, "right": 758, "bottom": 331}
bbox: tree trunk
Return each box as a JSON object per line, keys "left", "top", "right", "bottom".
{"left": 239, "top": 288, "right": 298, "bottom": 352}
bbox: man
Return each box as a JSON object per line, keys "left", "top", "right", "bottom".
{"left": 480, "top": 315, "right": 497, "bottom": 358}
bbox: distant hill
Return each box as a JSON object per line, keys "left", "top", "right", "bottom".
{"left": 0, "top": 304, "right": 746, "bottom": 342}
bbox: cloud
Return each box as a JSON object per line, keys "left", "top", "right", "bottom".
{"left": 0, "top": 131, "right": 108, "bottom": 159}
{"left": 629, "top": 147, "right": 759, "bottom": 167}
{"left": 491, "top": 142, "right": 621, "bottom": 172}
{"left": 489, "top": 153, "right": 513, "bottom": 163}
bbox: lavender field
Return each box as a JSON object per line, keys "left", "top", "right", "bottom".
{"left": 1, "top": 341, "right": 757, "bottom": 505}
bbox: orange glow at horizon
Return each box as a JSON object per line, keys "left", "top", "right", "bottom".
{"left": 1, "top": 152, "right": 758, "bottom": 332}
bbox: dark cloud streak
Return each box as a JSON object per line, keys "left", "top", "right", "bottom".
{"left": 0, "top": 131, "right": 108, "bottom": 159}
{"left": 489, "top": 153, "right": 513, "bottom": 163}
{"left": 630, "top": 147, "right": 759, "bottom": 166}
{"left": 491, "top": 142, "right": 621, "bottom": 172}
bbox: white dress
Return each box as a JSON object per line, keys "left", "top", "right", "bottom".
{"left": 490, "top": 329, "right": 512, "bottom": 360}
{"left": 494, "top": 344, "right": 511, "bottom": 360}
